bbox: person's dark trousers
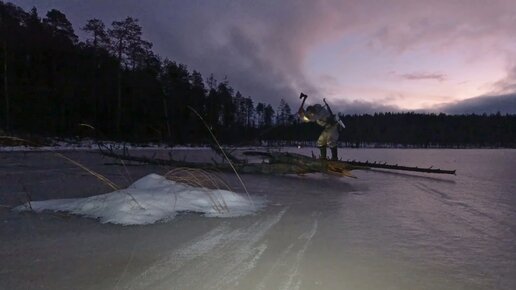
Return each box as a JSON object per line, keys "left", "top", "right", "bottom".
{"left": 319, "top": 146, "right": 327, "bottom": 159}
{"left": 331, "top": 147, "right": 338, "bottom": 161}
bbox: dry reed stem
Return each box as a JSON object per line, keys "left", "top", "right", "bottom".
{"left": 56, "top": 153, "right": 119, "bottom": 190}
{"left": 187, "top": 107, "right": 254, "bottom": 209}
{"left": 1, "top": 136, "right": 150, "bottom": 210}
{"left": 119, "top": 157, "right": 133, "bottom": 183}
{"left": 165, "top": 170, "right": 224, "bottom": 213}
{"left": 165, "top": 167, "right": 231, "bottom": 190}
{"left": 172, "top": 175, "right": 224, "bottom": 213}
{"left": 183, "top": 169, "right": 229, "bottom": 213}
{"left": 21, "top": 184, "right": 33, "bottom": 211}
{"left": 1, "top": 136, "right": 119, "bottom": 190}
{"left": 182, "top": 168, "right": 233, "bottom": 211}
{"left": 164, "top": 167, "right": 237, "bottom": 214}
{"left": 0, "top": 136, "right": 153, "bottom": 210}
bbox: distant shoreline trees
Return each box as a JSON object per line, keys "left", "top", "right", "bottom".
{"left": 0, "top": 2, "right": 515, "bottom": 147}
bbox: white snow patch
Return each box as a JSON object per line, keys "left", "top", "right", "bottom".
{"left": 13, "top": 174, "right": 264, "bottom": 225}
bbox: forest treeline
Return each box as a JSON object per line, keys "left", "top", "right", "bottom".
{"left": 265, "top": 113, "right": 516, "bottom": 148}
{"left": 1, "top": 2, "right": 515, "bottom": 147}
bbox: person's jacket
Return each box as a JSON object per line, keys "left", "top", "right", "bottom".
{"left": 302, "top": 104, "right": 336, "bottom": 128}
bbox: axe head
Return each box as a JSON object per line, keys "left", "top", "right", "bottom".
{"left": 299, "top": 93, "right": 308, "bottom": 99}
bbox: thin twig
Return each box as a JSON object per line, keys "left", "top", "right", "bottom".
{"left": 187, "top": 106, "right": 254, "bottom": 209}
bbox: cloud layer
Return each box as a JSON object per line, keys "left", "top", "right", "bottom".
{"left": 401, "top": 73, "right": 447, "bottom": 82}
{"left": 12, "top": 0, "right": 516, "bottom": 113}
{"left": 434, "top": 93, "right": 516, "bottom": 115}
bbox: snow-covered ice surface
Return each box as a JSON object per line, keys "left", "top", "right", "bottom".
{"left": 0, "top": 139, "right": 209, "bottom": 152}
{"left": 13, "top": 174, "right": 263, "bottom": 225}
{"left": 1, "top": 148, "right": 516, "bottom": 290}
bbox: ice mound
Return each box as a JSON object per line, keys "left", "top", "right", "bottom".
{"left": 14, "top": 174, "right": 264, "bottom": 225}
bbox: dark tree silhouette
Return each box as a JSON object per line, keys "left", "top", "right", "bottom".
{"left": 276, "top": 98, "right": 293, "bottom": 126}
{"left": 43, "top": 9, "right": 78, "bottom": 43}
{"left": 108, "top": 17, "right": 151, "bottom": 134}
{"left": 83, "top": 19, "right": 109, "bottom": 49}
{"left": 263, "top": 105, "right": 275, "bottom": 128}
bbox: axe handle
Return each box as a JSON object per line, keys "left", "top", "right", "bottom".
{"left": 298, "top": 93, "right": 308, "bottom": 113}
{"left": 323, "top": 98, "right": 334, "bottom": 116}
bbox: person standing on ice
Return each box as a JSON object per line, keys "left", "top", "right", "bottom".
{"left": 297, "top": 92, "right": 341, "bottom": 161}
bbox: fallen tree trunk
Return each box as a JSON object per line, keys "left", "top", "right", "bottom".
{"left": 98, "top": 145, "right": 358, "bottom": 177}
{"left": 243, "top": 151, "right": 363, "bottom": 177}
{"left": 98, "top": 145, "right": 456, "bottom": 178}
{"left": 344, "top": 160, "right": 456, "bottom": 175}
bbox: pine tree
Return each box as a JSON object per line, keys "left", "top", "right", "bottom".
{"left": 276, "top": 98, "right": 292, "bottom": 126}
{"left": 263, "top": 105, "right": 275, "bottom": 127}
{"left": 244, "top": 97, "right": 254, "bottom": 128}
{"left": 44, "top": 9, "right": 78, "bottom": 44}
{"left": 255, "top": 103, "right": 265, "bottom": 128}
{"left": 82, "top": 19, "right": 110, "bottom": 49}
{"left": 217, "top": 79, "right": 235, "bottom": 127}
{"left": 108, "top": 17, "right": 152, "bottom": 133}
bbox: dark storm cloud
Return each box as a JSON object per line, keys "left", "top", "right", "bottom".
{"left": 12, "top": 0, "right": 343, "bottom": 105}
{"left": 435, "top": 63, "right": 516, "bottom": 114}
{"left": 434, "top": 94, "right": 516, "bottom": 114}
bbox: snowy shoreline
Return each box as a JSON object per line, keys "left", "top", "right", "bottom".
{"left": 1, "top": 142, "right": 514, "bottom": 152}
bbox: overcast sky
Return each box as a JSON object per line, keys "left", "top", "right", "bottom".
{"left": 11, "top": 0, "right": 516, "bottom": 114}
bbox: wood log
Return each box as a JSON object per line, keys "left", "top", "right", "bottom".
{"left": 98, "top": 146, "right": 313, "bottom": 175}
{"left": 98, "top": 145, "right": 456, "bottom": 178}
{"left": 344, "top": 160, "right": 456, "bottom": 175}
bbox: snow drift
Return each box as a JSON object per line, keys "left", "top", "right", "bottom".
{"left": 14, "top": 174, "right": 264, "bottom": 225}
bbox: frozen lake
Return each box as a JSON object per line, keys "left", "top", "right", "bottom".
{"left": 1, "top": 148, "right": 515, "bottom": 290}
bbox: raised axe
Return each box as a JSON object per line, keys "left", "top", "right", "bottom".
{"left": 298, "top": 92, "right": 308, "bottom": 113}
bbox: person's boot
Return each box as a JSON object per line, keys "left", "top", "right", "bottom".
{"left": 319, "top": 146, "right": 327, "bottom": 160}
{"left": 331, "top": 147, "right": 338, "bottom": 161}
